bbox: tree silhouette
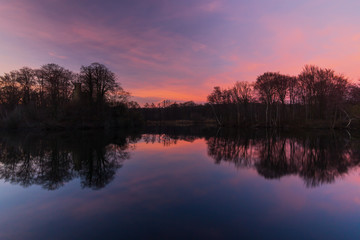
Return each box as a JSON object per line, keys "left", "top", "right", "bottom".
{"left": 205, "top": 130, "right": 360, "bottom": 187}
{"left": 79, "top": 63, "right": 118, "bottom": 105}
{"left": 38, "top": 63, "right": 74, "bottom": 110}
{"left": 0, "top": 71, "right": 21, "bottom": 108}
{"left": 17, "top": 67, "right": 36, "bottom": 105}
{"left": 298, "top": 65, "right": 348, "bottom": 121}
{"left": 0, "top": 131, "right": 137, "bottom": 190}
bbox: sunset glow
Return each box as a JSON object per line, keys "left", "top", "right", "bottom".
{"left": 1, "top": 0, "right": 360, "bottom": 104}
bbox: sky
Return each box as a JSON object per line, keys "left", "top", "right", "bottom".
{"left": 1, "top": 0, "right": 360, "bottom": 104}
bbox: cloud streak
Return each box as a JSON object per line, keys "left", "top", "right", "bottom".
{"left": 1, "top": 0, "right": 360, "bottom": 104}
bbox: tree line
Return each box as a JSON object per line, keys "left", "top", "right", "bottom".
{"left": 141, "top": 65, "right": 360, "bottom": 128}
{"left": 0, "top": 63, "right": 126, "bottom": 109}
{"left": 3, "top": 63, "right": 360, "bottom": 129}
{"left": 0, "top": 63, "right": 142, "bottom": 129}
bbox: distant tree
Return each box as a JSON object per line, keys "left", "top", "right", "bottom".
{"left": 207, "top": 86, "right": 224, "bottom": 104}
{"left": 231, "top": 81, "right": 255, "bottom": 124}
{"left": 298, "top": 65, "right": 348, "bottom": 120}
{"left": 17, "top": 67, "right": 35, "bottom": 105}
{"left": 169, "top": 102, "right": 179, "bottom": 108}
{"left": 34, "top": 69, "right": 45, "bottom": 106}
{"left": 207, "top": 86, "right": 230, "bottom": 125}
{"left": 79, "top": 63, "right": 118, "bottom": 105}
{"left": 287, "top": 76, "right": 299, "bottom": 119}
{"left": 255, "top": 73, "right": 277, "bottom": 103}
{"left": 127, "top": 101, "right": 140, "bottom": 109}
{"left": 273, "top": 74, "right": 290, "bottom": 125}
{"left": 231, "top": 81, "right": 254, "bottom": 104}
{"left": 0, "top": 71, "right": 21, "bottom": 107}
{"left": 37, "top": 64, "right": 74, "bottom": 109}
{"left": 161, "top": 100, "right": 172, "bottom": 108}
{"left": 180, "top": 101, "right": 196, "bottom": 107}
{"left": 347, "top": 83, "right": 360, "bottom": 104}
{"left": 108, "top": 85, "right": 130, "bottom": 106}
{"left": 254, "top": 72, "right": 279, "bottom": 126}
{"left": 222, "top": 89, "right": 233, "bottom": 104}
{"left": 273, "top": 74, "right": 288, "bottom": 105}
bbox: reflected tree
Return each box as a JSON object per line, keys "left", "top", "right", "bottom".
{"left": 206, "top": 130, "right": 360, "bottom": 187}
{"left": 0, "top": 131, "right": 139, "bottom": 190}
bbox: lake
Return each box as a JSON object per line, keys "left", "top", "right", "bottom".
{"left": 0, "top": 127, "right": 359, "bottom": 239}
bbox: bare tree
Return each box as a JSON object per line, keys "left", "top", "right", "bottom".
{"left": 80, "top": 63, "right": 118, "bottom": 105}
{"left": 37, "top": 63, "right": 74, "bottom": 109}
{"left": 17, "top": 67, "right": 35, "bottom": 105}
{"left": 254, "top": 72, "right": 278, "bottom": 127}
{"left": 127, "top": 101, "right": 140, "bottom": 109}
{"left": 0, "top": 71, "right": 21, "bottom": 107}
{"left": 287, "top": 76, "right": 299, "bottom": 120}
{"left": 231, "top": 81, "right": 255, "bottom": 124}
{"left": 298, "top": 65, "right": 348, "bottom": 121}
{"left": 207, "top": 86, "right": 224, "bottom": 104}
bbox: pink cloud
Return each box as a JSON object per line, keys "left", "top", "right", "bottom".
{"left": 48, "top": 51, "right": 67, "bottom": 59}
{"left": 1, "top": 0, "right": 360, "bottom": 102}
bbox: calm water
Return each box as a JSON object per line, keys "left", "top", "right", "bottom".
{"left": 0, "top": 128, "right": 360, "bottom": 239}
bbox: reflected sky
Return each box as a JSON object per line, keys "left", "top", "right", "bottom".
{"left": 0, "top": 130, "right": 359, "bottom": 239}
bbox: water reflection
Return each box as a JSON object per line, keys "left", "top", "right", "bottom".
{"left": 142, "top": 127, "right": 360, "bottom": 187}
{"left": 206, "top": 130, "right": 360, "bottom": 187}
{"left": 1, "top": 128, "right": 360, "bottom": 239}
{"left": 142, "top": 133, "right": 196, "bottom": 146}
{"left": 0, "top": 128, "right": 359, "bottom": 190}
{"left": 0, "top": 131, "right": 140, "bottom": 190}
